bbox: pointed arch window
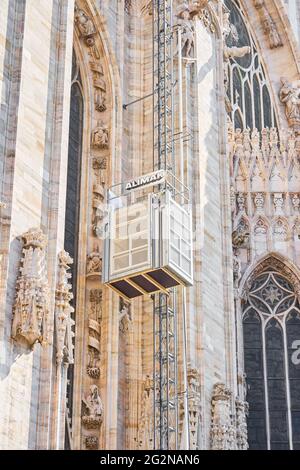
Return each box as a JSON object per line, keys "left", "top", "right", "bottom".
{"left": 225, "top": 0, "right": 277, "bottom": 130}
{"left": 243, "top": 269, "right": 300, "bottom": 449}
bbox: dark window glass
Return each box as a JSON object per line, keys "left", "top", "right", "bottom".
{"left": 234, "top": 110, "right": 243, "bottom": 130}
{"left": 286, "top": 310, "right": 300, "bottom": 449}
{"left": 253, "top": 75, "right": 262, "bottom": 131}
{"left": 263, "top": 86, "right": 272, "bottom": 128}
{"left": 233, "top": 67, "right": 243, "bottom": 111}
{"left": 243, "top": 309, "right": 267, "bottom": 449}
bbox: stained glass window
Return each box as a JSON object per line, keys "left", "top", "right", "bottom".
{"left": 243, "top": 270, "right": 300, "bottom": 449}
{"left": 225, "top": 0, "right": 276, "bottom": 131}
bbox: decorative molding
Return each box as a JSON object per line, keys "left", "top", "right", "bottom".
{"left": 11, "top": 228, "right": 49, "bottom": 348}
{"left": 210, "top": 383, "right": 236, "bottom": 450}
{"left": 55, "top": 250, "right": 75, "bottom": 365}
{"left": 82, "top": 385, "right": 103, "bottom": 429}
{"left": 253, "top": 0, "right": 283, "bottom": 49}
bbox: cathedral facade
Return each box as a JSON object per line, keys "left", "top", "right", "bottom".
{"left": 0, "top": 0, "right": 300, "bottom": 450}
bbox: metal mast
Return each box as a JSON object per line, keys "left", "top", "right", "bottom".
{"left": 152, "top": 0, "right": 178, "bottom": 450}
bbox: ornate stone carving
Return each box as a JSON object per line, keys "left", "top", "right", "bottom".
{"left": 87, "top": 289, "right": 102, "bottom": 378}
{"left": 253, "top": 0, "right": 282, "bottom": 49}
{"left": 12, "top": 228, "right": 49, "bottom": 347}
{"left": 232, "top": 219, "right": 250, "bottom": 248}
{"left": 236, "top": 192, "right": 246, "bottom": 213}
{"left": 235, "top": 399, "right": 249, "bottom": 450}
{"left": 85, "top": 435, "right": 98, "bottom": 450}
{"left": 74, "top": 6, "right": 96, "bottom": 46}
{"left": 119, "top": 299, "right": 132, "bottom": 334}
{"left": 90, "top": 62, "right": 107, "bottom": 112}
{"left": 55, "top": 250, "right": 75, "bottom": 365}
{"left": 138, "top": 375, "right": 154, "bottom": 449}
{"left": 175, "top": 3, "right": 196, "bottom": 59}
{"left": 0, "top": 201, "right": 6, "bottom": 209}
{"left": 82, "top": 385, "right": 103, "bottom": 429}
{"left": 291, "top": 193, "right": 300, "bottom": 213}
{"left": 91, "top": 121, "right": 109, "bottom": 150}
{"left": 273, "top": 193, "right": 284, "bottom": 215}
{"left": 233, "top": 252, "right": 241, "bottom": 293}
{"left": 279, "top": 77, "right": 300, "bottom": 132}
{"left": 210, "top": 383, "right": 235, "bottom": 450}
{"left": 187, "top": 367, "right": 201, "bottom": 450}
{"left": 254, "top": 192, "right": 265, "bottom": 214}
{"left": 87, "top": 251, "right": 102, "bottom": 277}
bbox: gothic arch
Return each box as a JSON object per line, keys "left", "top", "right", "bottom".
{"left": 238, "top": 251, "right": 300, "bottom": 449}
{"left": 67, "top": 1, "right": 123, "bottom": 451}
{"left": 239, "top": 251, "right": 300, "bottom": 301}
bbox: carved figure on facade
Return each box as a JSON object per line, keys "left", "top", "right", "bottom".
{"left": 254, "top": 192, "right": 265, "bottom": 214}
{"left": 279, "top": 77, "right": 300, "bottom": 131}
{"left": 119, "top": 299, "right": 132, "bottom": 334}
{"left": 90, "top": 61, "right": 107, "bottom": 112}
{"left": 74, "top": 6, "right": 96, "bottom": 46}
{"left": 232, "top": 219, "right": 250, "bottom": 248}
{"left": 254, "top": 0, "right": 282, "bottom": 49}
{"left": 87, "top": 250, "right": 102, "bottom": 278}
{"left": 12, "top": 228, "right": 49, "bottom": 348}
{"left": 55, "top": 250, "right": 75, "bottom": 365}
{"left": 291, "top": 193, "right": 300, "bottom": 213}
{"left": 91, "top": 121, "right": 109, "bottom": 150}
{"left": 82, "top": 385, "right": 103, "bottom": 429}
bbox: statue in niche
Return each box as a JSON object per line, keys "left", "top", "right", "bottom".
{"left": 87, "top": 251, "right": 102, "bottom": 276}
{"left": 279, "top": 77, "right": 300, "bottom": 129}
{"left": 175, "top": 2, "right": 207, "bottom": 58}
{"left": 91, "top": 121, "right": 109, "bottom": 149}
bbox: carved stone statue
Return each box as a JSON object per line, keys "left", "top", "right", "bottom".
{"left": 91, "top": 121, "right": 109, "bottom": 149}
{"left": 235, "top": 399, "right": 249, "bottom": 450}
{"left": 12, "top": 228, "right": 49, "bottom": 348}
{"left": 175, "top": 3, "right": 195, "bottom": 58}
{"left": 82, "top": 385, "right": 103, "bottom": 429}
{"left": 224, "top": 45, "right": 251, "bottom": 60}
{"left": 55, "top": 250, "right": 75, "bottom": 365}
{"left": 87, "top": 251, "right": 102, "bottom": 276}
{"left": 90, "top": 61, "right": 107, "bottom": 112}
{"left": 279, "top": 77, "right": 300, "bottom": 130}
{"left": 254, "top": 0, "right": 282, "bottom": 49}
{"left": 74, "top": 6, "right": 96, "bottom": 46}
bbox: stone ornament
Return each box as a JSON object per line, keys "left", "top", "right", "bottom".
{"left": 55, "top": 250, "right": 75, "bottom": 366}
{"left": 85, "top": 435, "right": 98, "bottom": 450}
{"left": 187, "top": 367, "right": 201, "bottom": 450}
{"left": 253, "top": 0, "right": 282, "bottom": 49}
{"left": 91, "top": 121, "right": 109, "bottom": 150}
{"left": 82, "top": 385, "right": 103, "bottom": 429}
{"left": 254, "top": 192, "right": 265, "bottom": 214}
{"left": 279, "top": 77, "right": 300, "bottom": 132}
{"left": 138, "top": 375, "right": 154, "bottom": 449}
{"left": 235, "top": 399, "right": 249, "bottom": 450}
{"left": 87, "top": 251, "right": 102, "bottom": 277}
{"left": 175, "top": 1, "right": 212, "bottom": 59}
{"left": 87, "top": 289, "right": 102, "bottom": 379}
{"left": 12, "top": 228, "right": 49, "bottom": 348}
{"left": 210, "top": 383, "right": 236, "bottom": 450}
{"left": 291, "top": 193, "right": 300, "bottom": 213}
{"left": 74, "top": 5, "right": 96, "bottom": 46}
{"left": 90, "top": 61, "right": 107, "bottom": 112}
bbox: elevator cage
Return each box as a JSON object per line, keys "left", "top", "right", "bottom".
{"left": 103, "top": 171, "right": 193, "bottom": 300}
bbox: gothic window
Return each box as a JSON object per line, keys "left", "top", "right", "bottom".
{"left": 225, "top": 0, "right": 276, "bottom": 130}
{"left": 64, "top": 50, "right": 84, "bottom": 448}
{"left": 243, "top": 270, "right": 300, "bottom": 449}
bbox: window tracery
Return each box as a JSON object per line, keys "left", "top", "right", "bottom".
{"left": 243, "top": 269, "right": 300, "bottom": 449}
{"left": 224, "top": 0, "right": 277, "bottom": 130}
